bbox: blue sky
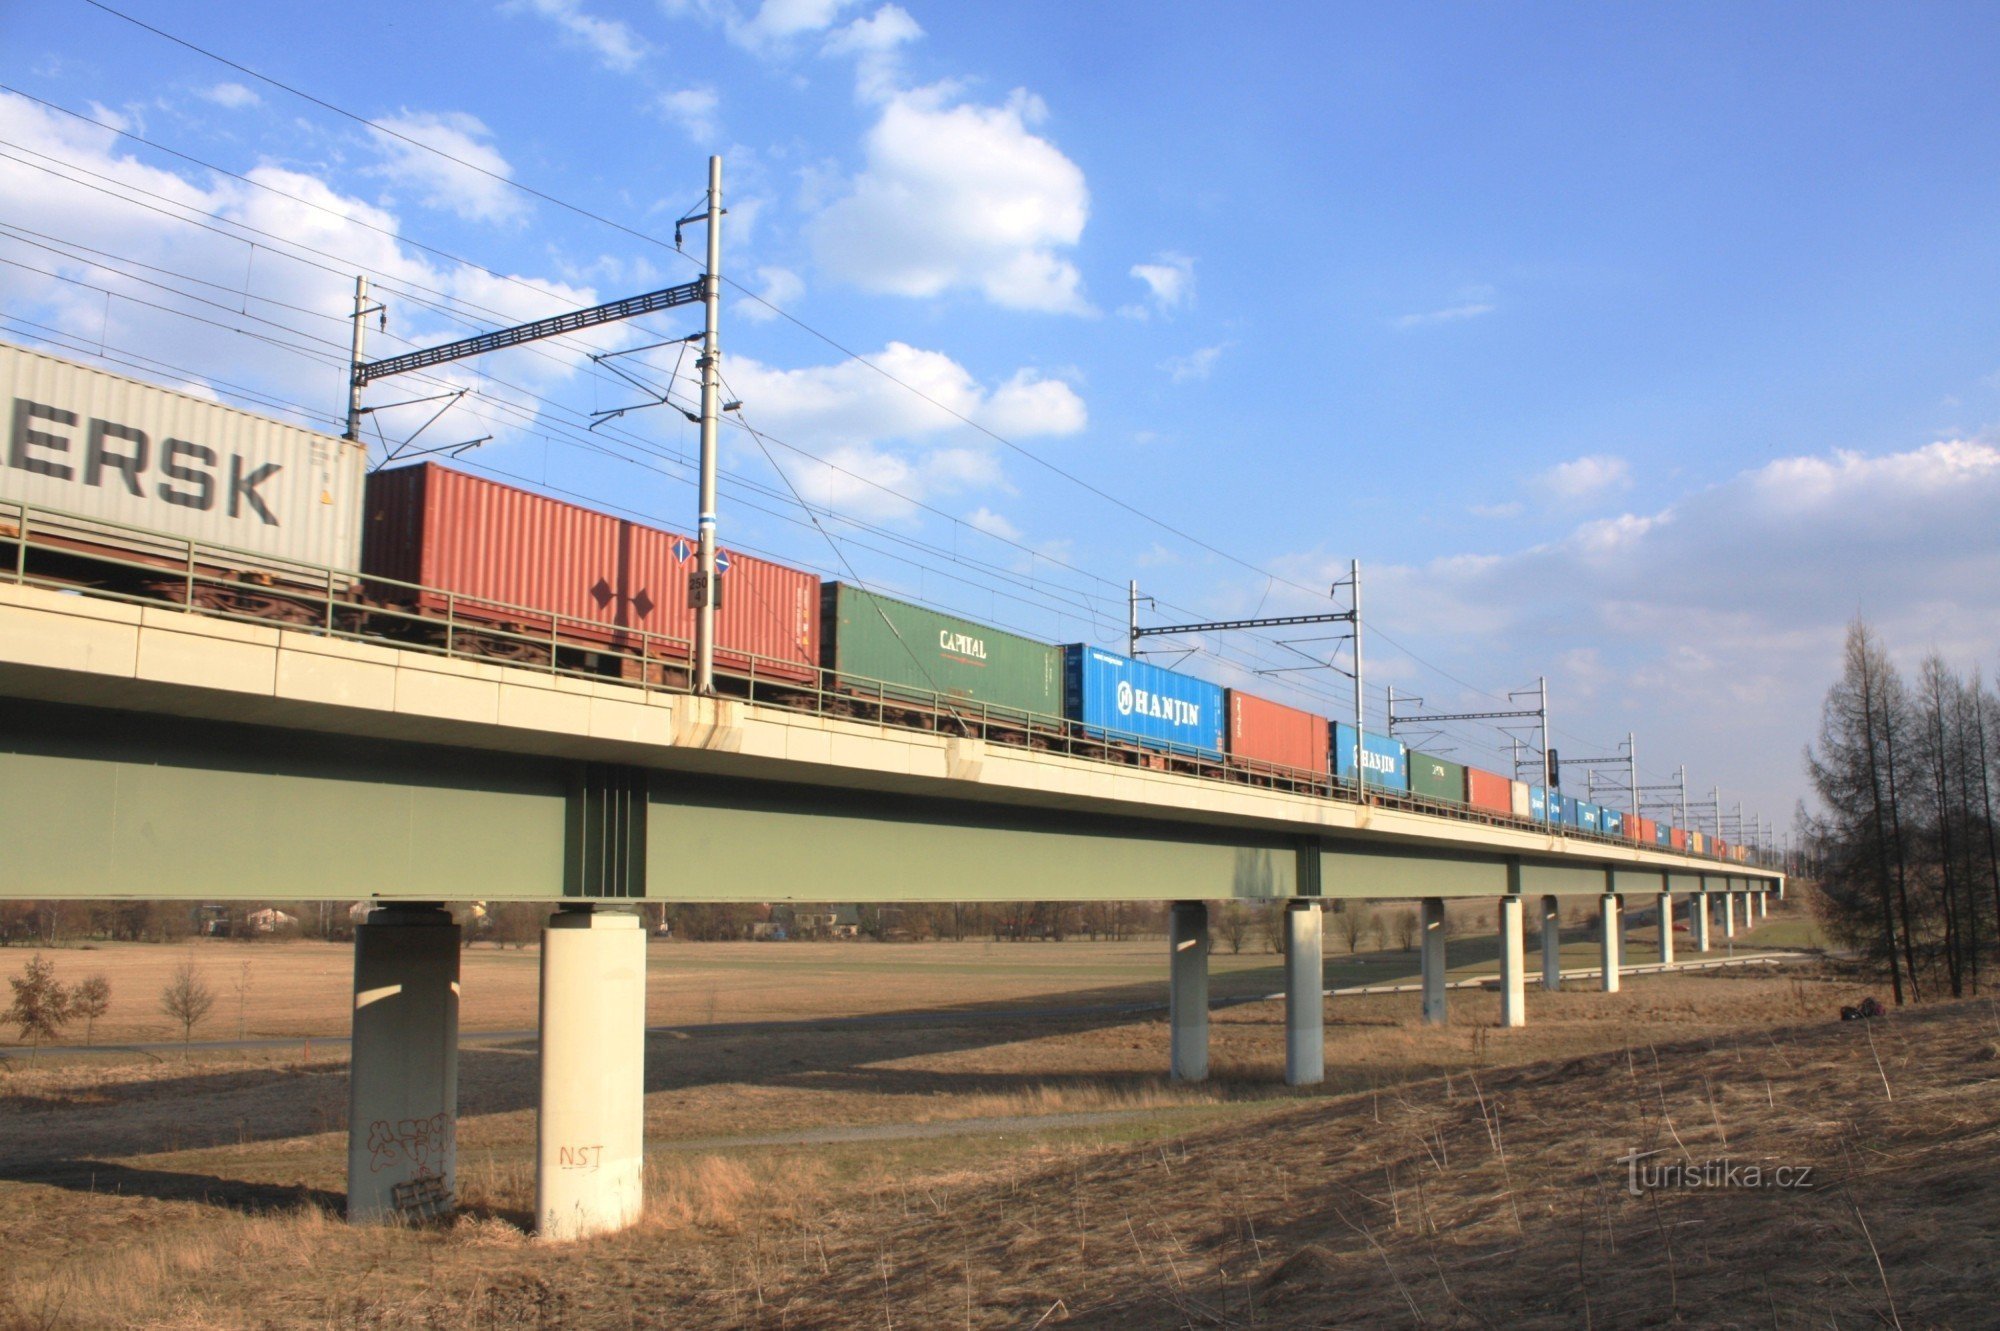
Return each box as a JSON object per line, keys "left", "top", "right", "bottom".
{"left": 5, "top": 0, "right": 1999, "bottom": 839}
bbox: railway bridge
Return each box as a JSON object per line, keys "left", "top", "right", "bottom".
{"left": 0, "top": 580, "right": 1782, "bottom": 1239}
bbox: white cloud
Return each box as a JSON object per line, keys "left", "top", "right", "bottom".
{"left": 1539, "top": 454, "right": 1632, "bottom": 502}
{"left": 508, "top": 0, "right": 649, "bottom": 71}
{"left": 1471, "top": 500, "right": 1524, "bottom": 519}
{"left": 965, "top": 506, "right": 1022, "bottom": 541}
{"left": 1264, "top": 435, "right": 2000, "bottom": 820}
{"left": 655, "top": 87, "right": 720, "bottom": 142}
{"left": 807, "top": 86, "right": 1092, "bottom": 315}
{"left": 824, "top": 4, "right": 923, "bottom": 100}
{"left": 198, "top": 83, "right": 260, "bottom": 110}
{"left": 368, "top": 110, "right": 528, "bottom": 225}
{"left": 1393, "top": 301, "right": 1494, "bottom": 329}
{"left": 0, "top": 89, "right": 599, "bottom": 456}
{"left": 722, "top": 341, "right": 1085, "bottom": 517}
{"left": 1123, "top": 253, "right": 1193, "bottom": 319}
{"left": 1162, "top": 343, "right": 1226, "bottom": 383}
{"left": 734, "top": 265, "right": 804, "bottom": 321}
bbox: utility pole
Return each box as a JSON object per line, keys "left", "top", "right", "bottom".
{"left": 1627, "top": 732, "right": 1638, "bottom": 817}
{"left": 1351, "top": 558, "right": 1365, "bottom": 799}
{"left": 1679, "top": 766, "right": 1688, "bottom": 829}
{"left": 1538, "top": 676, "right": 1551, "bottom": 787}
{"left": 344, "top": 275, "right": 370, "bottom": 442}
{"left": 692, "top": 156, "right": 724, "bottom": 695}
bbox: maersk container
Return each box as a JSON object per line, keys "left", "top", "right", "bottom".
{"left": 1466, "top": 767, "right": 1513, "bottom": 815}
{"left": 1410, "top": 751, "right": 1467, "bottom": 805}
{"left": 1510, "top": 780, "right": 1532, "bottom": 819}
{"left": 364, "top": 463, "right": 819, "bottom": 683}
{"left": 0, "top": 340, "right": 366, "bottom": 578}
{"left": 1333, "top": 723, "right": 1410, "bottom": 793}
{"left": 821, "top": 583, "right": 1062, "bottom": 722}
{"left": 1226, "top": 689, "right": 1330, "bottom": 776}
{"left": 1063, "top": 645, "right": 1225, "bottom": 758}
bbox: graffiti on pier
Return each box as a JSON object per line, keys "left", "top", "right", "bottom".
{"left": 366, "top": 1113, "right": 454, "bottom": 1177}
{"left": 558, "top": 1144, "right": 605, "bottom": 1172}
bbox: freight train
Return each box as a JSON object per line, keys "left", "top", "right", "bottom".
{"left": 0, "top": 340, "right": 1756, "bottom": 866}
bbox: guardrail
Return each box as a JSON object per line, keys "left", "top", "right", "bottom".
{"left": 0, "top": 496, "right": 1776, "bottom": 875}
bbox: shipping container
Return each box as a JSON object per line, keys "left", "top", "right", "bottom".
{"left": 1670, "top": 827, "right": 1687, "bottom": 851}
{"left": 364, "top": 463, "right": 819, "bottom": 683}
{"left": 1226, "top": 689, "right": 1330, "bottom": 776}
{"left": 1690, "top": 831, "right": 1707, "bottom": 855}
{"left": 0, "top": 340, "right": 366, "bottom": 578}
{"left": 1578, "top": 802, "right": 1602, "bottom": 834}
{"left": 1529, "top": 785, "right": 1549, "bottom": 823}
{"left": 1655, "top": 822, "right": 1673, "bottom": 847}
{"left": 821, "top": 583, "right": 1062, "bottom": 722}
{"left": 1063, "top": 645, "right": 1225, "bottom": 758}
{"left": 1510, "top": 780, "right": 1532, "bottom": 819}
{"left": 1333, "top": 723, "right": 1410, "bottom": 793}
{"left": 1410, "top": 751, "right": 1467, "bottom": 805}
{"left": 1557, "top": 793, "right": 1581, "bottom": 827}
{"left": 1467, "top": 767, "right": 1514, "bottom": 815}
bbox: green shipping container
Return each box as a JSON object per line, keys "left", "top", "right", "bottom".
{"left": 1409, "top": 750, "right": 1467, "bottom": 805}
{"left": 821, "top": 583, "right": 1064, "bottom": 724}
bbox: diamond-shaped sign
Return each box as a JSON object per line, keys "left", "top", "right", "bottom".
{"left": 671, "top": 537, "right": 693, "bottom": 565}
{"left": 715, "top": 549, "right": 732, "bottom": 573}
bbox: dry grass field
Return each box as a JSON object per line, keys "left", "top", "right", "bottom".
{"left": 1, "top": 910, "right": 1914, "bottom": 1330}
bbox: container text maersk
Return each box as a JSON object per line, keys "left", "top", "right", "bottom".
{"left": 0, "top": 342, "right": 366, "bottom": 574}
{"left": 11, "top": 399, "right": 284, "bottom": 525}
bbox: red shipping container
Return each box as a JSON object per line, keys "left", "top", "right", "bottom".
{"left": 1670, "top": 828, "right": 1687, "bottom": 851}
{"left": 1225, "top": 689, "right": 1330, "bottom": 776}
{"left": 1465, "top": 767, "right": 1513, "bottom": 815}
{"left": 363, "top": 463, "right": 819, "bottom": 684}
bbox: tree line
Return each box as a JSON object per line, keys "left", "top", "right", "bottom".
{"left": 1806, "top": 620, "right": 2000, "bottom": 1003}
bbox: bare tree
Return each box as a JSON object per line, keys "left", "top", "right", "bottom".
{"left": 1217, "top": 901, "right": 1250, "bottom": 954}
{"left": 1393, "top": 909, "right": 1420, "bottom": 951}
{"left": 1335, "top": 903, "right": 1374, "bottom": 954}
{"left": 72, "top": 974, "right": 110, "bottom": 1046}
{"left": 6, "top": 954, "right": 72, "bottom": 1055}
{"left": 160, "top": 953, "right": 215, "bottom": 1047}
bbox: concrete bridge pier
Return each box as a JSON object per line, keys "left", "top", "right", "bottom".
{"left": 1600, "top": 890, "right": 1622, "bottom": 993}
{"left": 347, "top": 904, "right": 461, "bottom": 1225}
{"left": 1283, "top": 901, "right": 1324, "bottom": 1086}
{"left": 1721, "top": 890, "right": 1737, "bottom": 940}
{"left": 1657, "top": 884, "right": 1676, "bottom": 967}
{"left": 1690, "top": 888, "right": 1711, "bottom": 953}
{"left": 1540, "top": 895, "right": 1563, "bottom": 992}
{"left": 1169, "top": 901, "right": 1210, "bottom": 1083}
{"left": 1758, "top": 892, "right": 1769, "bottom": 922}
{"left": 1497, "top": 894, "right": 1526, "bottom": 1028}
{"left": 1420, "top": 897, "right": 1448, "bottom": 1026}
{"left": 536, "top": 905, "right": 647, "bottom": 1241}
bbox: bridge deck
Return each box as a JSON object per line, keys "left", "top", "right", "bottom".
{"left": 0, "top": 582, "right": 1780, "bottom": 903}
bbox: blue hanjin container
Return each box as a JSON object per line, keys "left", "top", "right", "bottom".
{"left": 1333, "top": 722, "right": 1410, "bottom": 792}
{"left": 1579, "top": 803, "right": 1601, "bottom": 834}
{"left": 1604, "top": 809, "right": 1625, "bottom": 838}
{"left": 1062, "top": 645, "right": 1225, "bottom": 759}
{"left": 1529, "top": 786, "right": 1549, "bottom": 822}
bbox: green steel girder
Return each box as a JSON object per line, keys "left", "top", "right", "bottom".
{"left": 0, "top": 698, "right": 1778, "bottom": 904}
